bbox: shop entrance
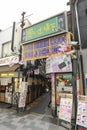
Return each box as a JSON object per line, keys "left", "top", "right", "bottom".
{"left": 25, "top": 59, "right": 52, "bottom": 115}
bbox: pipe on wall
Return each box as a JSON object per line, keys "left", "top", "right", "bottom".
{"left": 11, "top": 22, "right": 15, "bottom": 52}
{"left": 75, "top": 0, "right": 85, "bottom": 95}
{"left": 75, "top": 0, "right": 81, "bottom": 49}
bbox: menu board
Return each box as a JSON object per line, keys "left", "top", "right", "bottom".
{"left": 59, "top": 96, "right": 73, "bottom": 123}
{"left": 76, "top": 95, "right": 87, "bottom": 128}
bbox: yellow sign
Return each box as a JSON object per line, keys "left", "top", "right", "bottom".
{"left": 0, "top": 73, "right": 14, "bottom": 77}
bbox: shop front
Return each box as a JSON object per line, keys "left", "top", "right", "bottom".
{"left": 0, "top": 55, "right": 22, "bottom": 105}
{"left": 46, "top": 54, "right": 73, "bottom": 116}
{"left": 21, "top": 12, "right": 73, "bottom": 113}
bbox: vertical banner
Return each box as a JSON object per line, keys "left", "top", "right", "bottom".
{"left": 51, "top": 73, "right": 55, "bottom": 110}
{"left": 19, "top": 82, "right": 28, "bottom": 108}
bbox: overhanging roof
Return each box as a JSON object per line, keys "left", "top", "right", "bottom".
{"left": 0, "top": 64, "right": 20, "bottom": 72}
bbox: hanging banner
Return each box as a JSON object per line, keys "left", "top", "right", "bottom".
{"left": 76, "top": 95, "right": 87, "bottom": 128}
{"left": 51, "top": 73, "right": 55, "bottom": 110}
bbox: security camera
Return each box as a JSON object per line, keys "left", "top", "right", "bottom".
{"left": 70, "top": 41, "right": 78, "bottom": 46}
{"left": 66, "top": 50, "right": 77, "bottom": 59}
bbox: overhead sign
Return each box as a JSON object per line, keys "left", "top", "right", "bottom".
{"left": 46, "top": 55, "right": 72, "bottom": 73}
{"left": 22, "top": 32, "right": 71, "bottom": 61}
{"left": 0, "top": 55, "right": 19, "bottom": 66}
{"left": 22, "top": 12, "right": 67, "bottom": 42}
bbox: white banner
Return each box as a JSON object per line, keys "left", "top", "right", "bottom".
{"left": 18, "top": 82, "right": 28, "bottom": 108}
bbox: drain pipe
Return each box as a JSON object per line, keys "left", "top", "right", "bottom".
{"left": 75, "top": 0, "right": 85, "bottom": 95}
{"left": 11, "top": 22, "right": 15, "bottom": 52}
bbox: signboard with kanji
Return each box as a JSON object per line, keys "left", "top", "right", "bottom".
{"left": 22, "top": 12, "right": 67, "bottom": 42}
{"left": 22, "top": 32, "right": 71, "bottom": 61}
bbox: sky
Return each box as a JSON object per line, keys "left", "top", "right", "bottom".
{"left": 0, "top": 0, "right": 70, "bottom": 30}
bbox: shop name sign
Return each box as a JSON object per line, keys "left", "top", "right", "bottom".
{"left": 22, "top": 33, "right": 71, "bottom": 61}
{"left": 22, "top": 12, "right": 67, "bottom": 42}
{"left": 0, "top": 55, "right": 19, "bottom": 66}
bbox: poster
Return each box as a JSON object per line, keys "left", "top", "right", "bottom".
{"left": 76, "top": 95, "right": 87, "bottom": 128}
{"left": 59, "top": 96, "right": 73, "bottom": 122}
{"left": 56, "top": 73, "right": 72, "bottom": 92}
{"left": 18, "top": 82, "right": 28, "bottom": 108}
{"left": 46, "top": 55, "right": 72, "bottom": 74}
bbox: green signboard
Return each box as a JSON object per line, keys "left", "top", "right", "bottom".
{"left": 22, "top": 12, "right": 67, "bottom": 42}
{"left": 22, "top": 17, "right": 58, "bottom": 42}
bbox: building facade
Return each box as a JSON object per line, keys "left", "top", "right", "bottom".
{"left": 0, "top": 20, "right": 31, "bottom": 104}
{"left": 70, "top": 0, "right": 87, "bottom": 94}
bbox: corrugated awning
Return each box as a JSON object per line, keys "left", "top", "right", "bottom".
{"left": 0, "top": 64, "right": 20, "bottom": 72}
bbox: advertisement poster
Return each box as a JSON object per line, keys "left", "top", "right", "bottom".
{"left": 76, "top": 95, "right": 87, "bottom": 128}
{"left": 46, "top": 55, "right": 72, "bottom": 74}
{"left": 18, "top": 82, "right": 28, "bottom": 108}
{"left": 59, "top": 96, "right": 73, "bottom": 122}
{"left": 56, "top": 73, "right": 72, "bottom": 92}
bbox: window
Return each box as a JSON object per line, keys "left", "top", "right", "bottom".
{"left": 2, "top": 42, "right": 11, "bottom": 57}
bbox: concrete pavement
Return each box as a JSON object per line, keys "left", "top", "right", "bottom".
{"left": 0, "top": 108, "right": 67, "bottom": 130}
{"left": 0, "top": 92, "right": 68, "bottom": 130}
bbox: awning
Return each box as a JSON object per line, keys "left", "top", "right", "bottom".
{"left": 0, "top": 64, "right": 20, "bottom": 72}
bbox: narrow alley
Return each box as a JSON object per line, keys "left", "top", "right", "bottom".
{"left": 0, "top": 92, "right": 67, "bottom": 130}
